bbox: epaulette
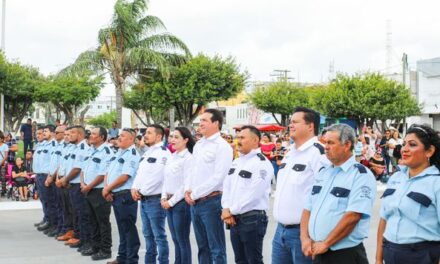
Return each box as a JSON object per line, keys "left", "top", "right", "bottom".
{"left": 313, "top": 143, "right": 325, "bottom": 155}
{"left": 132, "top": 148, "right": 137, "bottom": 155}
{"left": 80, "top": 143, "right": 85, "bottom": 150}
{"left": 354, "top": 163, "right": 367, "bottom": 174}
{"left": 256, "top": 153, "right": 266, "bottom": 161}
{"left": 104, "top": 147, "right": 110, "bottom": 154}
{"left": 161, "top": 146, "right": 167, "bottom": 151}
{"left": 51, "top": 141, "right": 55, "bottom": 147}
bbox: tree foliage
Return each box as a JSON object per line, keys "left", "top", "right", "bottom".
{"left": 124, "top": 54, "right": 247, "bottom": 126}
{"left": 249, "top": 81, "right": 310, "bottom": 126}
{"left": 0, "top": 53, "right": 43, "bottom": 132}
{"left": 64, "top": 0, "right": 191, "bottom": 127}
{"left": 314, "top": 73, "right": 420, "bottom": 130}
{"left": 87, "top": 111, "right": 117, "bottom": 128}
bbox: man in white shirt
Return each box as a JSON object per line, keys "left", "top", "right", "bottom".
{"left": 272, "top": 107, "right": 330, "bottom": 264}
{"left": 222, "top": 125, "right": 274, "bottom": 264}
{"left": 131, "top": 124, "right": 171, "bottom": 264}
{"left": 185, "top": 109, "right": 233, "bottom": 264}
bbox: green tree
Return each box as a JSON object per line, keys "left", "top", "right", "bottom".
{"left": 0, "top": 53, "right": 43, "bottom": 132}
{"left": 87, "top": 111, "right": 117, "bottom": 128}
{"left": 249, "top": 81, "right": 310, "bottom": 126}
{"left": 64, "top": 0, "right": 191, "bottom": 127}
{"left": 315, "top": 73, "right": 420, "bottom": 131}
{"left": 34, "top": 73, "right": 103, "bottom": 125}
{"left": 124, "top": 54, "right": 247, "bottom": 126}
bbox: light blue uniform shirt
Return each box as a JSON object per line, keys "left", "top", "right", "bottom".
{"left": 69, "top": 140, "right": 90, "bottom": 184}
{"left": 49, "top": 140, "right": 64, "bottom": 176}
{"left": 61, "top": 143, "right": 75, "bottom": 177}
{"left": 40, "top": 140, "right": 56, "bottom": 174}
{"left": 83, "top": 143, "right": 112, "bottom": 188}
{"left": 305, "top": 156, "right": 376, "bottom": 250}
{"left": 106, "top": 145, "right": 140, "bottom": 192}
{"left": 380, "top": 165, "right": 440, "bottom": 244}
{"left": 32, "top": 142, "right": 44, "bottom": 174}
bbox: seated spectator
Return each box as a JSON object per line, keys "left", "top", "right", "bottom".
{"left": 368, "top": 150, "right": 386, "bottom": 180}
{"left": 12, "top": 157, "right": 29, "bottom": 201}
{"left": 25, "top": 150, "right": 34, "bottom": 173}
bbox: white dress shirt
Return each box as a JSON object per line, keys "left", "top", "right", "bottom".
{"left": 222, "top": 148, "right": 274, "bottom": 215}
{"left": 273, "top": 136, "right": 330, "bottom": 225}
{"left": 161, "top": 148, "right": 193, "bottom": 207}
{"left": 132, "top": 142, "right": 171, "bottom": 196}
{"left": 185, "top": 132, "right": 233, "bottom": 200}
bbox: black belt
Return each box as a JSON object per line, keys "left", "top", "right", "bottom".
{"left": 112, "top": 189, "right": 131, "bottom": 196}
{"left": 141, "top": 194, "right": 161, "bottom": 201}
{"left": 384, "top": 239, "right": 440, "bottom": 250}
{"left": 235, "top": 210, "right": 266, "bottom": 219}
{"left": 280, "top": 223, "right": 300, "bottom": 229}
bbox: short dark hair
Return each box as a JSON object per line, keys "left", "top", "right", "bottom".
{"left": 71, "top": 125, "right": 86, "bottom": 136}
{"left": 36, "top": 126, "right": 45, "bottom": 132}
{"left": 175, "top": 127, "right": 196, "bottom": 153}
{"left": 293, "top": 107, "right": 320, "bottom": 136}
{"left": 204, "top": 108, "right": 224, "bottom": 130}
{"left": 241, "top": 125, "right": 261, "bottom": 141}
{"left": 45, "top": 124, "right": 56, "bottom": 133}
{"left": 148, "top": 124, "right": 165, "bottom": 140}
{"left": 96, "top": 126, "right": 108, "bottom": 142}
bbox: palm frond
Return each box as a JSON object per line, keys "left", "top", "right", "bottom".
{"left": 59, "top": 49, "right": 106, "bottom": 76}
{"left": 126, "top": 47, "right": 169, "bottom": 75}
{"left": 138, "top": 15, "right": 166, "bottom": 33}
{"left": 138, "top": 33, "right": 192, "bottom": 57}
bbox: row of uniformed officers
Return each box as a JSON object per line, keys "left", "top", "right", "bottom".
{"left": 32, "top": 107, "right": 440, "bottom": 264}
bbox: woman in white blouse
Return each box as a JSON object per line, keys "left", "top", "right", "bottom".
{"left": 161, "top": 127, "right": 194, "bottom": 264}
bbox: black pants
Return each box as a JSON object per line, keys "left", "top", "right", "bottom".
{"left": 23, "top": 140, "right": 33, "bottom": 155}
{"left": 85, "top": 188, "right": 112, "bottom": 253}
{"left": 383, "top": 239, "right": 440, "bottom": 264}
{"left": 58, "top": 177, "right": 74, "bottom": 233}
{"left": 313, "top": 243, "right": 368, "bottom": 264}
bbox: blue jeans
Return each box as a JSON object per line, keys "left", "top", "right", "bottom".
{"left": 191, "top": 195, "right": 226, "bottom": 264}
{"left": 112, "top": 191, "right": 140, "bottom": 264}
{"left": 230, "top": 212, "right": 268, "bottom": 264}
{"left": 68, "top": 183, "right": 91, "bottom": 242}
{"left": 167, "top": 200, "right": 191, "bottom": 264}
{"left": 140, "top": 197, "right": 169, "bottom": 264}
{"left": 272, "top": 224, "right": 312, "bottom": 264}
{"left": 271, "top": 161, "right": 280, "bottom": 181}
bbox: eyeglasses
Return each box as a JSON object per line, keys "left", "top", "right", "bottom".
{"left": 122, "top": 128, "right": 136, "bottom": 133}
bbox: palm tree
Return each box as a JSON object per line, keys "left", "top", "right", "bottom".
{"left": 64, "top": 0, "right": 191, "bottom": 126}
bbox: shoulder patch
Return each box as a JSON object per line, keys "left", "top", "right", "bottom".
{"left": 80, "top": 143, "right": 85, "bottom": 150}
{"left": 354, "top": 163, "right": 367, "bottom": 174}
{"left": 132, "top": 148, "right": 137, "bottom": 155}
{"left": 104, "top": 147, "right": 110, "bottom": 154}
{"left": 256, "top": 153, "right": 266, "bottom": 161}
{"left": 313, "top": 143, "right": 325, "bottom": 155}
{"left": 161, "top": 146, "right": 167, "bottom": 151}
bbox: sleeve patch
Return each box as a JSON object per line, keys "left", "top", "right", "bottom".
{"left": 132, "top": 148, "right": 137, "bottom": 155}
{"left": 256, "top": 153, "right": 266, "bottom": 161}
{"left": 313, "top": 143, "right": 325, "bottom": 154}
{"left": 104, "top": 147, "right": 110, "bottom": 154}
{"left": 354, "top": 163, "right": 367, "bottom": 174}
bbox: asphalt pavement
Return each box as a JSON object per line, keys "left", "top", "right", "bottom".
{"left": 0, "top": 184, "right": 385, "bottom": 264}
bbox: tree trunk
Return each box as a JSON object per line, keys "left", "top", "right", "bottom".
{"left": 78, "top": 105, "right": 91, "bottom": 126}
{"left": 133, "top": 110, "right": 149, "bottom": 127}
{"left": 115, "top": 83, "right": 124, "bottom": 128}
{"left": 271, "top": 113, "right": 281, "bottom": 126}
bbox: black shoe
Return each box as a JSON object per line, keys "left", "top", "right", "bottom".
{"left": 81, "top": 247, "right": 98, "bottom": 256}
{"left": 44, "top": 226, "right": 56, "bottom": 235}
{"left": 47, "top": 228, "right": 59, "bottom": 237}
{"left": 92, "top": 251, "right": 112, "bottom": 261}
{"left": 34, "top": 220, "right": 45, "bottom": 227}
{"left": 37, "top": 222, "right": 51, "bottom": 231}
{"left": 70, "top": 241, "right": 82, "bottom": 249}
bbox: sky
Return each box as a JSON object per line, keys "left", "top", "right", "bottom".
{"left": 4, "top": 0, "right": 440, "bottom": 88}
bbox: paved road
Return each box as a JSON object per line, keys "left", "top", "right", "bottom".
{"left": 0, "top": 185, "right": 385, "bottom": 263}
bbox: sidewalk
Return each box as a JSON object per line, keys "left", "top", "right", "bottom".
{"left": 0, "top": 199, "right": 42, "bottom": 211}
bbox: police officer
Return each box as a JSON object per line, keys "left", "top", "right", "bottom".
{"left": 184, "top": 108, "right": 233, "bottom": 264}
{"left": 80, "top": 126, "right": 113, "bottom": 261}
{"left": 272, "top": 107, "right": 330, "bottom": 264}
{"left": 38, "top": 125, "right": 59, "bottom": 236}
{"left": 46, "top": 125, "right": 66, "bottom": 238}
{"left": 104, "top": 128, "right": 141, "bottom": 264}
{"left": 131, "top": 124, "right": 171, "bottom": 264}
{"left": 61, "top": 125, "right": 91, "bottom": 250}
{"left": 161, "top": 127, "right": 195, "bottom": 264}
{"left": 34, "top": 127, "right": 48, "bottom": 229}
{"left": 221, "top": 125, "right": 273, "bottom": 264}
{"left": 55, "top": 127, "right": 75, "bottom": 242}
{"left": 301, "top": 124, "right": 376, "bottom": 263}
{"left": 376, "top": 124, "right": 440, "bottom": 264}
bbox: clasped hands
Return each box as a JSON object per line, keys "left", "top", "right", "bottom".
{"left": 301, "top": 237, "right": 330, "bottom": 258}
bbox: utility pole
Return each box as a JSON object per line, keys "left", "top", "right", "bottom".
{"left": 402, "top": 53, "right": 408, "bottom": 86}
{"left": 270, "top": 69, "right": 294, "bottom": 82}
{"left": 0, "top": 0, "right": 5, "bottom": 132}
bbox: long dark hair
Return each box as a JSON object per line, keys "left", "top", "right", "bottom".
{"left": 174, "top": 127, "right": 196, "bottom": 153}
{"left": 407, "top": 124, "right": 440, "bottom": 171}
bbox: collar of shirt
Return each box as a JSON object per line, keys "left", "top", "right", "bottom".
{"left": 238, "top": 148, "right": 261, "bottom": 160}
{"left": 333, "top": 155, "right": 356, "bottom": 172}
{"left": 94, "top": 142, "right": 108, "bottom": 152}
{"left": 292, "top": 136, "right": 318, "bottom": 152}
{"left": 202, "top": 132, "right": 221, "bottom": 142}
{"left": 175, "top": 148, "right": 189, "bottom": 158}
{"left": 401, "top": 165, "right": 440, "bottom": 180}
{"left": 118, "top": 144, "right": 135, "bottom": 156}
